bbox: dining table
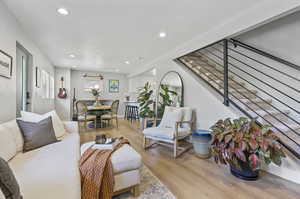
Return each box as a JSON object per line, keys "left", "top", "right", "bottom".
{"left": 87, "top": 105, "right": 111, "bottom": 128}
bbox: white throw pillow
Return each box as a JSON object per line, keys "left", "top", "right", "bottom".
{"left": 43, "top": 111, "right": 66, "bottom": 138}
{"left": 21, "top": 111, "right": 44, "bottom": 122}
{"left": 1, "top": 120, "right": 24, "bottom": 152}
{"left": 21, "top": 111, "right": 66, "bottom": 138}
{"left": 159, "top": 106, "right": 183, "bottom": 128}
{"left": 0, "top": 126, "right": 17, "bottom": 161}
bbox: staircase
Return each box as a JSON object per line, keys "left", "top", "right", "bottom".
{"left": 176, "top": 39, "right": 300, "bottom": 158}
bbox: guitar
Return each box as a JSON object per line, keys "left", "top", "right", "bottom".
{"left": 58, "top": 77, "right": 67, "bottom": 99}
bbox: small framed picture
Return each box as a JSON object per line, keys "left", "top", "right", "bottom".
{"left": 0, "top": 49, "right": 13, "bottom": 79}
{"left": 109, "top": 79, "right": 119, "bottom": 93}
{"left": 35, "top": 67, "right": 41, "bottom": 88}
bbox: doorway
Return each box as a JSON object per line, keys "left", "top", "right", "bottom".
{"left": 16, "top": 42, "right": 33, "bottom": 117}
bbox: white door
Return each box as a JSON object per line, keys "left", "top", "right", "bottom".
{"left": 16, "top": 45, "right": 32, "bottom": 117}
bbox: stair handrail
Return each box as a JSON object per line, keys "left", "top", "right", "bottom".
{"left": 230, "top": 39, "right": 300, "bottom": 72}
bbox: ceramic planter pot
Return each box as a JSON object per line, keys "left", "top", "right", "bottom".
{"left": 230, "top": 157, "right": 259, "bottom": 181}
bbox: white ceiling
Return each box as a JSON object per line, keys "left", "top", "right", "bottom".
{"left": 3, "top": 0, "right": 262, "bottom": 74}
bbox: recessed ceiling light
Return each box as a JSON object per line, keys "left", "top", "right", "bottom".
{"left": 72, "top": 65, "right": 77, "bottom": 68}
{"left": 57, "top": 8, "right": 69, "bottom": 15}
{"left": 159, "top": 32, "right": 167, "bottom": 38}
{"left": 69, "top": 54, "right": 76, "bottom": 58}
{"left": 125, "top": 61, "right": 130, "bottom": 65}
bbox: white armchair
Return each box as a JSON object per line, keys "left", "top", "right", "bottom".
{"left": 142, "top": 106, "right": 194, "bottom": 158}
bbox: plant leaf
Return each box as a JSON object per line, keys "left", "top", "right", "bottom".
{"left": 264, "top": 156, "right": 272, "bottom": 165}
{"left": 249, "top": 154, "right": 259, "bottom": 170}
{"left": 224, "top": 134, "right": 233, "bottom": 144}
{"left": 260, "top": 140, "right": 269, "bottom": 152}
{"left": 249, "top": 139, "right": 258, "bottom": 150}
{"left": 239, "top": 141, "right": 247, "bottom": 151}
{"left": 234, "top": 148, "right": 246, "bottom": 162}
{"left": 270, "top": 149, "right": 282, "bottom": 166}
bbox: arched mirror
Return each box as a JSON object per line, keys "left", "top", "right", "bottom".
{"left": 156, "top": 71, "right": 183, "bottom": 118}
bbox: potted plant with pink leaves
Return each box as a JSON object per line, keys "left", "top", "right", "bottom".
{"left": 210, "top": 117, "right": 286, "bottom": 181}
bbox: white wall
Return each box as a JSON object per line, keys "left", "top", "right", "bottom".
{"left": 55, "top": 68, "right": 71, "bottom": 121}
{"left": 70, "top": 70, "right": 129, "bottom": 116}
{"left": 0, "top": 1, "right": 54, "bottom": 123}
{"left": 129, "top": 73, "right": 157, "bottom": 102}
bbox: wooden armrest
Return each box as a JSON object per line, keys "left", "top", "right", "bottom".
{"left": 176, "top": 121, "right": 193, "bottom": 125}
{"left": 174, "top": 121, "right": 193, "bottom": 138}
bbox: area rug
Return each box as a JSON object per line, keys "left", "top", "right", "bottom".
{"left": 114, "top": 165, "right": 176, "bottom": 199}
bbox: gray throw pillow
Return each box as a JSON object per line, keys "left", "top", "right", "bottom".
{"left": 0, "top": 157, "right": 22, "bottom": 199}
{"left": 17, "top": 116, "right": 58, "bottom": 152}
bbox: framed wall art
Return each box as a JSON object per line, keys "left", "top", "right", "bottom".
{"left": 109, "top": 79, "right": 119, "bottom": 93}
{"left": 0, "top": 49, "right": 13, "bottom": 78}
{"left": 35, "top": 67, "right": 41, "bottom": 88}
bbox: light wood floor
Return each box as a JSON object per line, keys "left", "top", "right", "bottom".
{"left": 80, "top": 120, "right": 300, "bottom": 199}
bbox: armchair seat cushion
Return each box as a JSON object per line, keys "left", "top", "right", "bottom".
{"left": 143, "top": 127, "right": 190, "bottom": 140}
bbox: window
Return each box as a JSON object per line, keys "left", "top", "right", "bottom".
{"left": 50, "top": 76, "right": 54, "bottom": 99}
{"left": 41, "top": 70, "right": 54, "bottom": 99}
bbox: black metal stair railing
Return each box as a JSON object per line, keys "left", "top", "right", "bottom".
{"left": 175, "top": 39, "right": 300, "bottom": 159}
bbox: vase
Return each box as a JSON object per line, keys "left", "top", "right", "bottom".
{"left": 94, "top": 96, "right": 100, "bottom": 107}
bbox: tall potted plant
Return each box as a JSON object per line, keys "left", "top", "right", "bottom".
{"left": 157, "top": 84, "right": 177, "bottom": 118}
{"left": 210, "top": 117, "right": 286, "bottom": 181}
{"left": 137, "top": 82, "right": 155, "bottom": 128}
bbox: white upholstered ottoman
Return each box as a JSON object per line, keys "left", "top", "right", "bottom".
{"left": 80, "top": 142, "right": 142, "bottom": 196}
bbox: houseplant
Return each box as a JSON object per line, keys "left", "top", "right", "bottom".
{"left": 210, "top": 117, "right": 286, "bottom": 181}
{"left": 157, "top": 84, "right": 177, "bottom": 118}
{"left": 137, "top": 82, "right": 155, "bottom": 120}
{"left": 91, "top": 88, "right": 101, "bottom": 106}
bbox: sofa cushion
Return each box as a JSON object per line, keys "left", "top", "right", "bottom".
{"left": 0, "top": 157, "right": 22, "bottom": 199}
{"left": 8, "top": 133, "right": 81, "bottom": 199}
{"left": 80, "top": 142, "right": 142, "bottom": 175}
{"left": 0, "top": 126, "right": 17, "bottom": 161}
{"left": 20, "top": 111, "right": 44, "bottom": 122}
{"left": 21, "top": 111, "right": 66, "bottom": 138}
{"left": 1, "top": 120, "right": 24, "bottom": 152}
{"left": 17, "top": 117, "right": 58, "bottom": 152}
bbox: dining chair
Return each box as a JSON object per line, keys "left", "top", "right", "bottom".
{"left": 102, "top": 100, "right": 120, "bottom": 128}
{"left": 76, "top": 101, "right": 97, "bottom": 131}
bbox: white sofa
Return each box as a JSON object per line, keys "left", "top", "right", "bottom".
{"left": 0, "top": 119, "right": 81, "bottom": 199}
{"left": 0, "top": 111, "right": 142, "bottom": 198}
